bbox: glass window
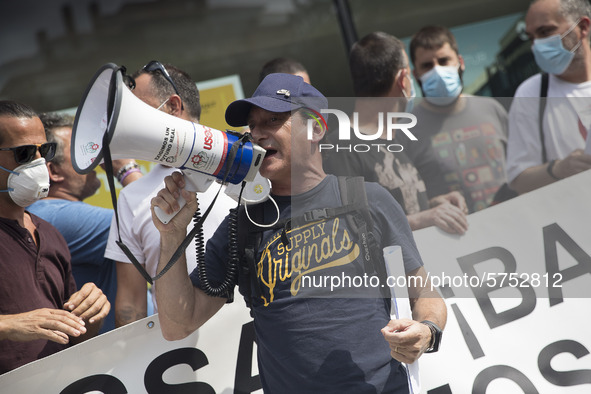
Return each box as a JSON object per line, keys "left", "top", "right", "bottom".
{"left": 0, "top": 0, "right": 534, "bottom": 112}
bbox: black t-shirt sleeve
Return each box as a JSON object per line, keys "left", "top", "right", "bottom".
{"left": 365, "top": 182, "right": 424, "bottom": 273}
{"left": 401, "top": 136, "right": 450, "bottom": 199}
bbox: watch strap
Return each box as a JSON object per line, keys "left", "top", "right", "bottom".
{"left": 421, "top": 320, "right": 442, "bottom": 353}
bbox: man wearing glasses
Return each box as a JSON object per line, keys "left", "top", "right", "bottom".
{"left": 0, "top": 100, "right": 110, "bottom": 374}
{"left": 104, "top": 61, "right": 234, "bottom": 328}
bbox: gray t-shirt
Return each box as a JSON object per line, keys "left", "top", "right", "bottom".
{"left": 403, "top": 97, "right": 508, "bottom": 212}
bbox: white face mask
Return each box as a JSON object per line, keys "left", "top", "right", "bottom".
{"left": 156, "top": 97, "right": 170, "bottom": 111}
{"left": 0, "top": 158, "right": 50, "bottom": 207}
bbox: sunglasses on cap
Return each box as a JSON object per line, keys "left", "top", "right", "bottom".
{"left": 0, "top": 142, "right": 57, "bottom": 165}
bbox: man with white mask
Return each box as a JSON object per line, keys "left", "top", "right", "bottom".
{"left": 507, "top": 0, "right": 591, "bottom": 194}
{"left": 28, "top": 113, "right": 142, "bottom": 334}
{"left": 0, "top": 100, "right": 110, "bottom": 374}
{"left": 405, "top": 25, "right": 510, "bottom": 213}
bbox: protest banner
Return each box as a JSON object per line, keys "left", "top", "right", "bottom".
{"left": 0, "top": 297, "right": 262, "bottom": 393}
{"left": 416, "top": 170, "right": 591, "bottom": 393}
{"left": 2, "top": 171, "right": 589, "bottom": 393}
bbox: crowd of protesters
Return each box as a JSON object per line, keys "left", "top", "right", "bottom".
{"left": 1, "top": 1, "right": 590, "bottom": 392}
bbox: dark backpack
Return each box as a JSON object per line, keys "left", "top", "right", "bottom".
{"left": 539, "top": 72, "right": 549, "bottom": 163}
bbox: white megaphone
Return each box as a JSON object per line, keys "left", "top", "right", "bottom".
{"left": 71, "top": 63, "right": 269, "bottom": 223}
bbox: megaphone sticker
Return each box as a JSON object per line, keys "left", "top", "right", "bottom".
{"left": 82, "top": 142, "right": 100, "bottom": 155}
{"left": 191, "top": 151, "right": 210, "bottom": 170}
{"left": 203, "top": 127, "right": 214, "bottom": 150}
{"left": 154, "top": 127, "right": 178, "bottom": 163}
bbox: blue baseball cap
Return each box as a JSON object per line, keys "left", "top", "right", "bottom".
{"left": 225, "top": 73, "right": 328, "bottom": 127}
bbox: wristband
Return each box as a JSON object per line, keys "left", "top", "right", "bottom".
{"left": 546, "top": 159, "right": 561, "bottom": 180}
{"left": 119, "top": 167, "right": 142, "bottom": 184}
{"left": 116, "top": 162, "right": 140, "bottom": 183}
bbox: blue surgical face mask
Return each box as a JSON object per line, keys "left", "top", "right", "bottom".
{"left": 419, "top": 65, "right": 463, "bottom": 106}
{"left": 532, "top": 19, "right": 582, "bottom": 75}
{"left": 401, "top": 74, "right": 416, "bottom": 113}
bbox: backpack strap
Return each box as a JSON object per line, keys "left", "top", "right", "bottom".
{"left": 337, "top": 176, "right": 390, "bottom": 300}
{"left": 236, "top": 203, "right": 289, "bottom": 311}
{"left": 337, "top": 176, "right": 373, "bottom": 232}
{"left": 539, "top": 72, "right": 549, "bottom": 163}
{"left": 237, "top": 204, "right": 265, "bottom": 313}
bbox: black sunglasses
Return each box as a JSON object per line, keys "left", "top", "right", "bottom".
{"left": 123, "top": 61, "right": 184, "bottom": 110}
{"left": 121, "top": 65, "right": 136, "bottom": 91}
{"left": 0, "top": 142, "right": 57, "bottom": 165}
{"left": 143, "top": 60, "right": 182, "bottom": 97}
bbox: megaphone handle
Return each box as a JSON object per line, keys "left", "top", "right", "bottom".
{"left": 154, "top": 171, "right": 215, "bottom": 224}
{"left": 154, "top": 194, "right": 187, "bottom": 224}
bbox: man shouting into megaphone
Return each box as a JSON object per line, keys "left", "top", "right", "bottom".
{"left": 151, "top": 73, "right": 447, "bottom": 393}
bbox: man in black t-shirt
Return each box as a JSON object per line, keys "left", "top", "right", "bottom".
{"left": 324, "top": 32, "right": 469, "bottom": 235}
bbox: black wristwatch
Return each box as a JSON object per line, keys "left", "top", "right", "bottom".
{"left": 421, "top": 320, "right": 442, "bottom": 353}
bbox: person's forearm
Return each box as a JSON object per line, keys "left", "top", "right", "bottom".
{"left": 151, "top": 175, "right": 226, "bottom": 340}
{"left": 0, "top": 315, "right": 11, "bottom": 340}
{"left": 406, "top": 211, "right": 430, "bottom": 231}
{"left": 408, "top": 267, "right": 447, "bottom": 328}
{"left": 116, "top": 302, "right": 147, "bottom": 328}
{"left": 510, "top": 164, "right": 556, "bottom": 195}
{"left": 115, "top": 262, "right": 149, "bottom": 328}
{"left": 407, "top": 207, "right": 468, "bottom": 235}
{"left": 155, "top": 231, "right": 200, "bottom": 340}
{"left": 411, "top": 296, "right": 447, "bottom": 330}
{"left": 112, "top": 160, "right": 143, "bottom": 187}
{"left": 120, "top": 170, "right": 143, "bottom": 186}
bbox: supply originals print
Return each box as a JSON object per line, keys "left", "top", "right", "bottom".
{"left": 255, "top": 217, "right": 367, "bottom": 306}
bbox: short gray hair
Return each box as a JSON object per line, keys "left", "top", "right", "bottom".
{"left": 543, "top": 0, "right": 591, "bottom": 23}
{"left": 39, "top": 112, "right": 74, "bottom": 165}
